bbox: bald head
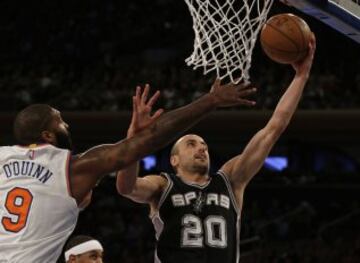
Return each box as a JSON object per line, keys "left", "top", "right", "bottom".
{"left": 171, "top": 134, "right": 207, "bottom": 155}
{"left": 171, "top": 135, "right": 194, "bottom": 157}
{"left": 170, "top": 139, "right": 180, "bottom": 157}
{"left": 170, "top": 134, "right": 210, "bottom": 175}
{"left": 13, "top": 104, "right": 54, "bottom": 145}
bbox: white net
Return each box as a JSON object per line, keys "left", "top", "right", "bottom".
{"left": 185, "top": 0, "right": 274, "bottom": 83}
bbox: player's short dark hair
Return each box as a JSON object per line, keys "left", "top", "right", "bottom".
{"left": 64, "top": 235, "right": 95, "bottom": 252}
{"left": 13, "top": 104, "right": 54, "bottom": 145}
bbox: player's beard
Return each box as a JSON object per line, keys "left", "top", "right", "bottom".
{"left": 190, "top": 161, "right": 209, "bottom": 175}
{"left": 55, "top": 130, "right": 73, "bottom": 150}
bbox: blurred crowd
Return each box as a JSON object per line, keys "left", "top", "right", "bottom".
{"left": 0, "top": 0, "right": 359, "bottom": 111}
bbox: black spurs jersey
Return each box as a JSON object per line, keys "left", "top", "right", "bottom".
{"left": 151, "top": 171, "right": 240, "bottom": 263}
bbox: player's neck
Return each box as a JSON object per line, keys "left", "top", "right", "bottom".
{"left": 177, "top": 170, "right": 210, "bottom": 185}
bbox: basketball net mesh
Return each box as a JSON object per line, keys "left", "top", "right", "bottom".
{"left": 185, "top": 0, "right": 274, "bottom": 83}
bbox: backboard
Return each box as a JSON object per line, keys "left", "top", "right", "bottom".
{"left": 280, "top": 0, "right": 360, "bottom": 43}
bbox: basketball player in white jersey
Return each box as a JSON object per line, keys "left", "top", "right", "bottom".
{"left": 0, "top": 80, "right": 256, "bottom": 262}
{"left": 64, "top": 235, "right": 103, "bottom": 263}
{"left": 116, "top": 36, "right": 316, "bottom": 263}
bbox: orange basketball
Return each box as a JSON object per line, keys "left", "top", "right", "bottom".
{"left": 260, "top": 13, "right": 312, "bottom": 64}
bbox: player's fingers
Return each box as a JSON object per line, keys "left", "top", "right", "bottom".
{"left": 151, "top": 108, "right": 164, "bottom": 120}
{"left": 235, "top": 82, "right": 252, "bottom": 90}
{"left": 141, "top": 84, "right": 150, "bottom": 103}
{"left": 230, "top": 78, "right": 247, "bottom": 88}
{"left": 212, "top": 78, "right": 221, "bottom": 88}
{"left": 135, "top": 86, "right": 142, "bottom": 105}
{"left": 135, "top": 86, "right": 141, "bottom": 98}
{"left": 308, "top": 32, "right": 316, "bottom": 53}
{"left": 304, "top": 37, "right": 316, "bottom": 62}
{"left": 238, "top": 87, "right": 257, "bottom": 97}
{"left": 237, "top": 98, "right": 256, "bottom": 106}
{"left": 310, "top": 32, "right": 316, "bottom": 44}
{"left": 132, "top": 96, "right": 138, "bottom": 114}
{"left": 147, "top": 90, "right": 161, "bottom": 107}
{"left": 130, "top": 97, "right": 138, "bottom": 124}
{"left": 132, "top": 96, "right": 136, "bottom": 110}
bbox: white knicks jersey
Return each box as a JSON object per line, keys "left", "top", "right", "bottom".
{"left": 0, "top": 144, "right": 79, "bottom": 263}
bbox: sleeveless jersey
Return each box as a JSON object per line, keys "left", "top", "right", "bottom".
{"left": 152, "top": 171, "right": 240, "bottom": 263}
{"left": 0, "top": 144, "right": 79, "bottom": 263}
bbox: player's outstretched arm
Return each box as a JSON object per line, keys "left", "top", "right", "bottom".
{"left": 120, "top": 175, "right": 167, "bottom": 204}
{"left": 221, "top": 34, "right": 316, "bottom": 192}
{"left": 117, "top": 81, "right": 256, "bottom": 201}
{"left": 71, "top": 80, "right": 256, "bottom": 202}
{"left": 117, "top": 84, "right": 163, "bottom": 195}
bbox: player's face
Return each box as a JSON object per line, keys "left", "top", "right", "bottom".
{"left": 74, "top": 250, "right": 103, "bottom": 263}
{"left": 47, "top": 109, "right": 73, "bottom": 150}
{"left": 173, "top": 135, "right": 210, "bottom": 175}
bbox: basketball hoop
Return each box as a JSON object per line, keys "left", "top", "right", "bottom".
{"left": 185, "top": 0, "right": 274, "bottom": 83}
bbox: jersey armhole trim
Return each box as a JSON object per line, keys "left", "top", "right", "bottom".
{"left": 157, "top": 172, "right": 173, "bottom": 210}
{"left": 15, "top": 143, "right": 50, "bottom": 149}
{"left": 65, "top": 151, "right": 73, "bottom": 197}
{"left": 217, "top": 170, "right": 240, "bottom": 214}
{"left": 150, "top": 173, "right": 173, "bottom": 219}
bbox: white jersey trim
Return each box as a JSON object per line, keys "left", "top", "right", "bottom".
{"left": 154, "top": 246, "right": 162, "bottom": 263}
{"left": 157, "top": 173, "right": 173, "bottom": 211}
{"left": 236, "top": 214, "right": 241, "bottom": 263}
{"left": 14, "top": 143, "right": 51, "bottom": 149}
{"left": 217, "top": 170, "right": 240, "bottom": 214}
{"left": 149, "top": 173, "right": 173, "bottom": 219}
{"left": 176, "top": 174, "right": 212, "bottom": 189}
{"left": 218, "top": 170, "right": 241, "bottom": 263}
{"left": 152, "top": 212, "right": 165, "bottom": 263}
{"left": 65, "top": 151, "right": 72, "bottom": 197}
{"left": 64, "top": 150, "right": 79, "bottom": 209}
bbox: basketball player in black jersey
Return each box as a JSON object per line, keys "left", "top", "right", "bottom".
{"left": 116, "top": 35, "right": 316, "bottom": 263}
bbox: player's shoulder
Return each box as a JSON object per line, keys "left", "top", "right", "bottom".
{"left": 34, "top": 144, "right": 71, "bottom": 159}
{"left": 140, "top": 173, "right": 172, "bottom": 195}
{"left": 42, "top": 144, "right": 69, "bottom": 152}
{"left": 144, "top": 173, "right": 168, "bottom": 186}
{"left": 0, "top": 145, "right": 14, "bottom": 151}
{"left": 210, "top": 169, "right": 232, "bottom": 184}
{"left": 212, "top": 169, "right": 228, "bottom": 178}
{"left": 10, "top": 143, "right": 68, "bottom": 151}
{"left": 0, "top": 144, "right": 69, "bottom": 154}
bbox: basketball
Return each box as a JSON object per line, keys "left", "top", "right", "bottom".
{"left": 260, "top": 13, "right": 312, "bottom": 64}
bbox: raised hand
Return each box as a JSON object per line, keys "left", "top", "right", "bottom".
{"left": 292, "top": 33, "right": 316, "bottom": 78}
{"left": 209, "top": 79, "right": 257, "bottom": 108}
{"left": 127, "top": 84, "right": 164, "bottom": 138}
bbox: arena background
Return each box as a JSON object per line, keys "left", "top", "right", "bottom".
{"left": 0, "top": 0, "right": 359, "bottom": 262}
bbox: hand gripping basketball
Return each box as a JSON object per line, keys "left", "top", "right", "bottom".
{"left": 292, "top": 33, "right": 316, "bottom": 78}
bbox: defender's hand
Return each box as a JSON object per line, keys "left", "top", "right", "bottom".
{"left": 209, "top": 79, "right": 257, "bottom": 107}
{"left": 127, "top": 84, "right": 164, "bottom": 138}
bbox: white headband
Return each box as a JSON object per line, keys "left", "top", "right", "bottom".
{"left": 64, "top": 240, "right": 103, "bottom": 261}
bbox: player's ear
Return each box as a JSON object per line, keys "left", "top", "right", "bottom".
{"left": 170, "top": 155, "right": 179, "bottom": 167}
{"left": 41, "top": 130, "right": 56, "bottom": 145}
